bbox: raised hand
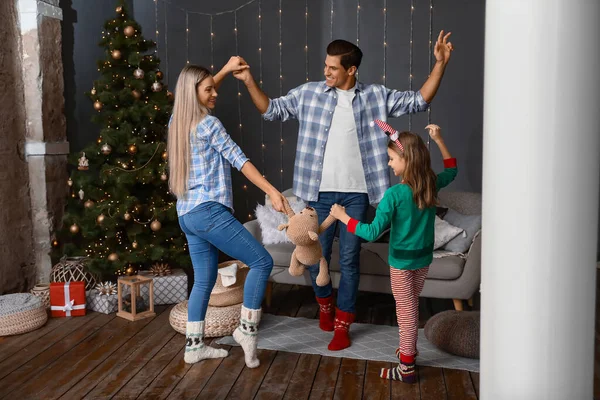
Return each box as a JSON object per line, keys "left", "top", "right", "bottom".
{"left": 223, "top": 56, "right": 249, "bottom": 74}
{"left": 425, "top": 124, "right": 443, "bottom": 142}
{"left": 434, "top": 30, "right": 454, "bottom": 65}
{"left": 232, "top": 66, "right": 253, "bottom": 84}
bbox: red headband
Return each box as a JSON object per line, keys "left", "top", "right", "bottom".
{"left": 372, "top": 119, "right": 404, "bottom": 152}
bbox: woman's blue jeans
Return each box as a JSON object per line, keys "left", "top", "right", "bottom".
{"left": 178, "top": 201, "right": 274, "bottom": 322}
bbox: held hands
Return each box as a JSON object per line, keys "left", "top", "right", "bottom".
{"left": 223, "top": 56, "right": 249, "bottom": 75}
{"left": 434, "top": 30, "right": 454, "bottom": 65}
{"left": 229, "top": 56, "right": 253, "bottom": 84}
{"left": 425, "top": 124, "right": 443, "bottom": 142}
{"left": 330, "top": 204, "right": 349, "bottom": 224}
{"left": 269, "top": 190, "right": 289, "bottom": 214}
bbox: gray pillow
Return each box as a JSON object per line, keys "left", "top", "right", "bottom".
{"left": 442, "top": 209, "right": 482, "bottom": 253}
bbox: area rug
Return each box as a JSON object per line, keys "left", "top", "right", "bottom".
{"left": 216, "top": 314, "right": 480, "bottom": 372}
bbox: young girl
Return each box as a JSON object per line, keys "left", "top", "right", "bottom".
{"left": 329, "top": 122, "right": 457, "bottom": 383}
{"left": 168, "top": 59, "right": 288, "bottom": 368}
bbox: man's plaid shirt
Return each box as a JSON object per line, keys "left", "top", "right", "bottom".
{"left": 176, "top": 115, "right": 248, "bottom": 216}
{"left": 262, "top": 81, "right": 428, "bottom": 204}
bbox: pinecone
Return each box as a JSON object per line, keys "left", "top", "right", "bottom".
{"left": 95, "top": 281, "right": 117, "bottom": 296}
{"left": 149, "top": 263, "right": 171, "bottom": 276}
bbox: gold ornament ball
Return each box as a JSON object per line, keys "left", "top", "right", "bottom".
{"left": 151, "top": 81, "right": 163, "bottom": 92}
{"left": 111, "top": 50, "right": 122, "bottom": 60}
{"left": 150, "top": 220, "right": 162, "bottom": 231}
{"left": 69, "top": 223, "right": 80, "bottom": 234}
{"left": 124, "top": 212, "right": 132, "bottom": 221}
{"left": 160, "top": 173, "right": 168, "bottom": 181}
{"left": 96, "top": 213, "right": 105, "bottom": 224}
{"left": 93, "top": 100, "right": 103, "bottom": 111}
{"left": 156, "top": 70, "right": 163, "bottom": 80}
{"left": 91, "top": 88, "right": 97, "bottom": 95}
{"left": 115, "top": 5, "right": 123, "bottom": 13}
{"left": 132, "top": 241, "right": 139, "bottom": 249}
{"left": 125, "top": 265, "right": 135, "bottom": 275}
{"left": 84, "top": 200, "right": 95, "bottom": 209}
{"left": 161, "top": 151, "right": 168, "bottom": 161}
{"left": 124, "top": 25, "right": 135, "bottom": 37}
{"left": 134, "top": 68, "right": 144, "bottom": 79}
{"left": 108, "top": 253, "right": 119, "bottom": 262}
{"left": 51, "top": 239, "right": 59, "bottom": 247}
{"left": 132, "top": 89, "right": 141, "bottom": 100}
{"left": 127, "top": 144, "right": 138, "bottom": 155}
{"left": 101, "top": 143, "right": 112, "bottom": 155}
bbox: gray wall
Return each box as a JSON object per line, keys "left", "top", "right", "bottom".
{"left": 0, "top": 0, "right": 37, "bottom": 293}
{"left": 62, "top": 0, "right": 485, "bottom": 217}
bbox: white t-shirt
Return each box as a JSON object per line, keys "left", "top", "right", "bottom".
{"left": 319, "top": 86, "right": 368, "bottom": 193}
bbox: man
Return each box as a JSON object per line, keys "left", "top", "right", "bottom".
{"left": 234, "top": 31, "right": 454, "bottom": 351}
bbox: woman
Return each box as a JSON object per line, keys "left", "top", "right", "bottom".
{"left": 168, "top": 57, "right": 287, "bottom": 367}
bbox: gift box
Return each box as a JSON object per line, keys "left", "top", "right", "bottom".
{"left": 50, "top": 281, "right": 86, "bottom": 317}
{"left": 139, "top": 269, "right": 188, "bottom": 305}
{"left": 86, "top": 290, "right": 118, "bottom": 314}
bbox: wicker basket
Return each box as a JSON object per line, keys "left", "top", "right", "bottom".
{"left": 208, "top": 260, "right": 249, "bottom": 307}
{"left": 169, "top": 300, "right": 241, "bottom": 338}
{"left": 51, "top": 256, "right": 98, "bottom": 291}
{"left": 0, "top": 294, "right": 48, "bottom": 336}
{"left": 30, "top": 283, "right": 51, "bottom": 309}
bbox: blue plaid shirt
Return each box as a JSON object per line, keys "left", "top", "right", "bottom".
{"left": 263, "top": 81, "right": 429, "bottom": 204}
{"left": 176, "top": 115, "right": 248, "bottom": 216}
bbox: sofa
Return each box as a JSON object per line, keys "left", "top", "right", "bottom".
{"left": 243, "top": 191, "right": 481, "bottom": 311}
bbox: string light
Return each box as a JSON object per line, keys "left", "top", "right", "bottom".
{"left": 383, "top": 0, "right": 387, "bottom": 85}
{"left": 210, "top": 16, "right": 214, "bottom": 71}
{"left": 186, "top": 13, "right": 189, "bottom": 64}
{"left": 330, "top": 0, "right": 333, "bottom": 40}
{"left": 152, "top": 0, "right": 432, "bottom": 217}
{"left": 356, "top": 1, "right": 360, "bottom": 46}
{"left": 427, "top": 0, "right": 434, "bottom": 148}
{"left": 259, "top": 0, "right": 265, "bottom": 176}
{"left": 305, "top": 0, "right": 309, "bottom": 82}
{"left": 154, "top": 0, "right": 159, "bottom": 60}
{"left": 279, "top": 0, "right": 284, "bottom": 186}
{"left": 409, "top": 0, "right": 414, "bottom": 130}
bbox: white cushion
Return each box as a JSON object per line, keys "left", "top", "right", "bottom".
{"left": 434, "top": 216, "right": 464, "bottom": 250}
{"left": 254, "top": 199, "right": 306, "bottom": 245}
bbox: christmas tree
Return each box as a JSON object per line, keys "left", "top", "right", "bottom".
{"left": 53, "top": 0, "right": 190, "bottom": 279}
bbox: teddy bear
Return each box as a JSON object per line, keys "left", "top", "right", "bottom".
{"left": 277, "top": 202, "right": 336, "bottom": 286}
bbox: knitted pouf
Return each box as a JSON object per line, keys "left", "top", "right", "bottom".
{"left": 208, "top": 260, "right": 249, "bottom": 307}
{"left": 424, "top": 310, "right": 480, "bottom": 359}
{"left": 0, "top": 293, "right": 48, "bottom": 336}
{"left": 169, "top": 300, "right": 241, "bottom": 338}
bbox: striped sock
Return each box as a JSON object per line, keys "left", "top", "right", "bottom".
{"left": 380, "top": 361, "right": 416, "bottom": 383}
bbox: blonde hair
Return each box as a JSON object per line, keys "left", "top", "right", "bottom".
{"left": 388, "top": 132, "right": 437, "bottom": 209}
{"left": 168, "top": 65, "right": 212, "bottom": 198}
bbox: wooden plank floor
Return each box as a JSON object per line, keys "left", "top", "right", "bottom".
{"left": 0, "top": 284, "right": 477, "bottom": 399}
{"left": 1, "top": 277, "right": 594, "bottom": 399}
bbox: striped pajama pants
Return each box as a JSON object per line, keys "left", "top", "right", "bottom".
{"left": 390, "top": 266, "right": 429, "bottom": 357}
